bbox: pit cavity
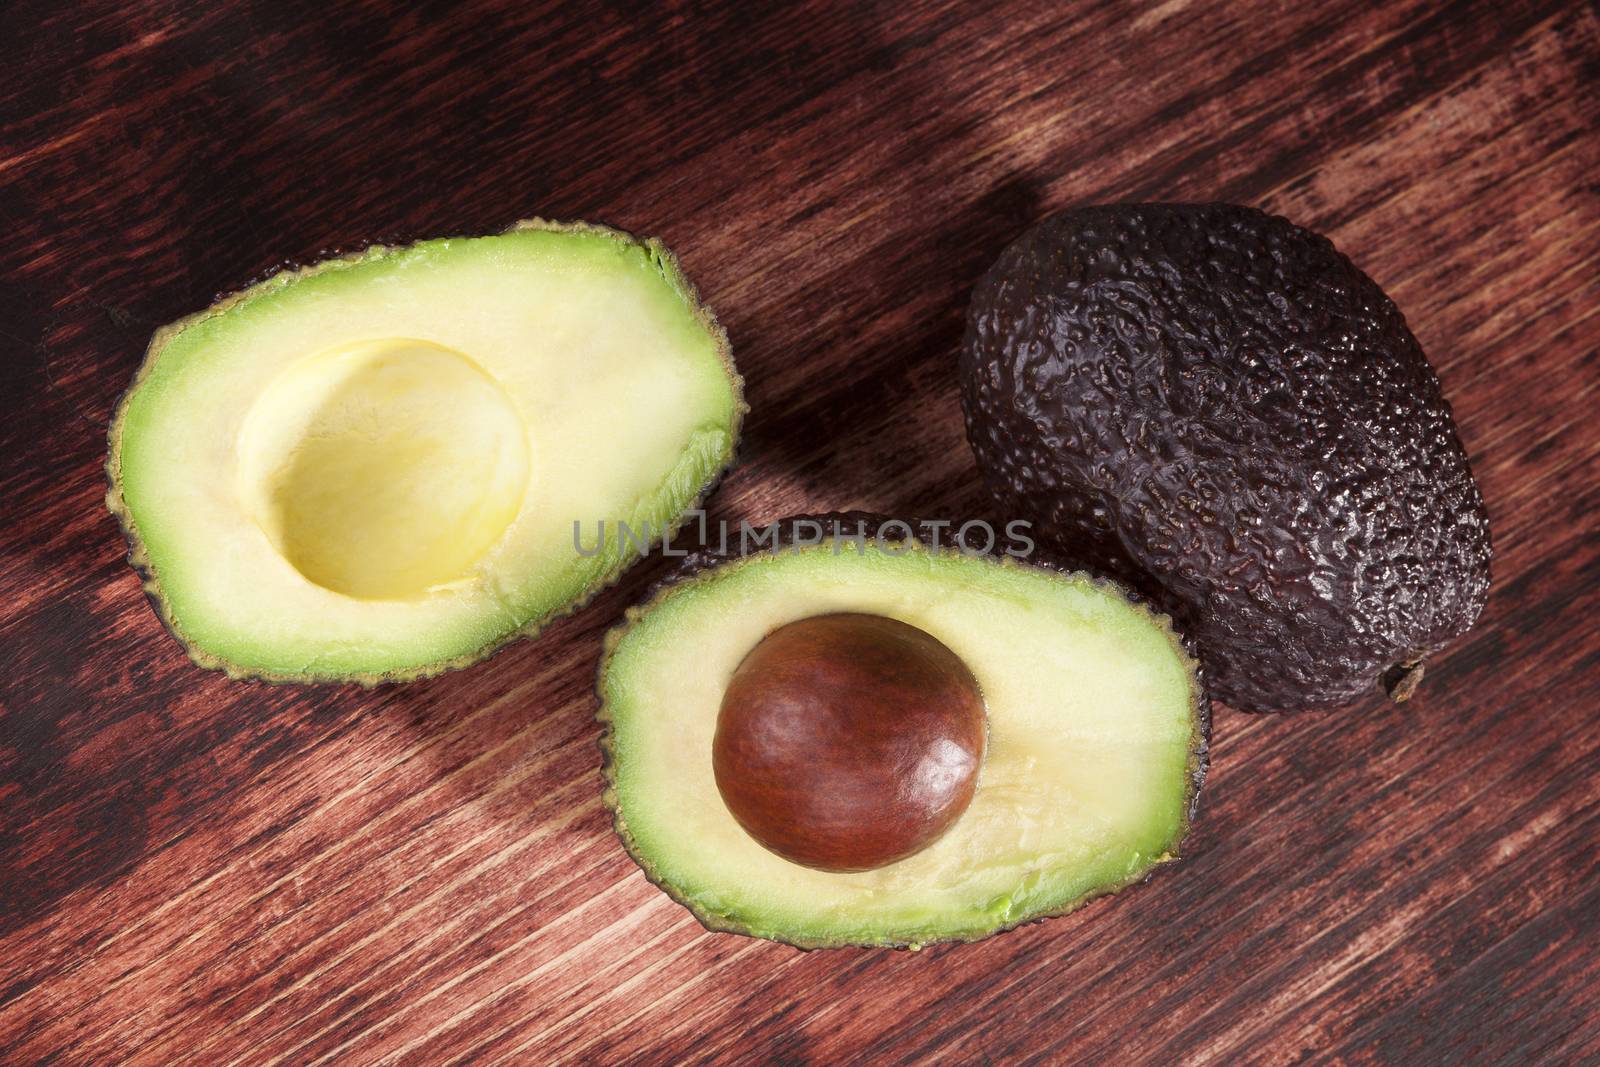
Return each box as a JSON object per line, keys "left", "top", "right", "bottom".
{"left": 237, "top": 338, "right": 529, "bottom": 599}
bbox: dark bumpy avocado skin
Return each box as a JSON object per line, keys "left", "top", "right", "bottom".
{"left": 960, "top": 204, "right": 1491, "bottom": 712}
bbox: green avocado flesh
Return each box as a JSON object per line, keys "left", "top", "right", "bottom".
{"left": 600, "top": 539, "right": 1204, "bottom": 948}
{"left": 108, "top": 221, "right": 742, "bottom": 682}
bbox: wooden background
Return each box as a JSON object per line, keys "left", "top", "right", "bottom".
{"left": 1, "top": 0, "right": 1596, "bottom": 1063}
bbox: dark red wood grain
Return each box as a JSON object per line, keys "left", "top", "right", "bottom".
{"left": 1, "top": 0, "right": 1596, "bottom": 1063}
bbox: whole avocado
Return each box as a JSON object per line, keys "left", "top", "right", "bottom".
{"left": 960, "top": 203, "right": 1491, "bottom": 711}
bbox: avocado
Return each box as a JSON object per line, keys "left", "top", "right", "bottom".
{"left": 961, "top": 203, "right": 1491, "bottom": 712}
{"left": 598, "top": 514, "right": 1207, "bottom": 948}
{"left": 107, "top": 220, "right": 743, "bottom": 683}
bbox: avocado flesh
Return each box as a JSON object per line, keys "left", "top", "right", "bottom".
{"left": 600, "top": 536, "right": 1204, "bottom": 948}
{"left": 108, "top": 221, "right": 742, "bottom": 682}
{"left": 961, "top": 203, "right": 1491, "bottom": 711}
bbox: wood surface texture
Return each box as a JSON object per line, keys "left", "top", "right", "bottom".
{"left": 1, "top": 0, "right": 1597, "bottom": 1063}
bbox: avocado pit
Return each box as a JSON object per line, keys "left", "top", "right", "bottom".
{"left": 712, "top": 613, "right": 987, "bottom": 872}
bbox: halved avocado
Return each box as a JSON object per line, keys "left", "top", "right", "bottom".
{"left": 107, "top": 220, "right": 743, "bottom": 683}
{"left": 598, "top": 516, "right": 1206, "bottom": 948}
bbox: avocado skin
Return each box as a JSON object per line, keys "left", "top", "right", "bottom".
{"left": 960, "top": 203, "right": 1491, "bottom": 712}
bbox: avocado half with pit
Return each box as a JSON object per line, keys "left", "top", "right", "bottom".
{"left": 107, "top": 220, "right": 743, "bottom": 683}
{"left": 598, "top": 515, "right": 1207, "bottom": 948}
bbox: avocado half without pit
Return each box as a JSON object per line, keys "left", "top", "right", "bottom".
{"left": 107, "top": 220, "right": 743, "bottom": 683}
{"left": 599, "top": 516, "right": 1207, "bottom": 949}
